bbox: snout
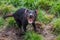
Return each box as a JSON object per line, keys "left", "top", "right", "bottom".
{"left": 29, "top": 15, "right": 33, "bottom": 18}
{"left": 27, "top": 15, "right": 34, "bottom": 24}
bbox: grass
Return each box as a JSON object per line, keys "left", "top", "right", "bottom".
{"left": 52, "top": 18, "right": 60, "bottom": 35}
{"left": 24, "top": 31, "right": 44, "bottom": 40}
{"left": 55, "top": 35, "right": 60, "bottom": 40}
{"left": 0, "top": 4, "right": 16, "bottom": 15}
{"left": 0, "top": 17, "right": 5, "bottom": 27}
{"left": 6, "top": 17, "right": 17, "bottom": 28}
{"left": 37, "top": 9, "right": 54, "bottom": 24}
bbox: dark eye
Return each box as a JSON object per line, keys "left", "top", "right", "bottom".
{"left": 34, "top": 10, "right": 37, "bottom": 13}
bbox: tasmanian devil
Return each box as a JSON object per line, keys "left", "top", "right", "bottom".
{"left": 3, "top": 8, "right": 38, "bottom": 32}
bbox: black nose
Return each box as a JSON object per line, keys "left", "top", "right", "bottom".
{"left": 30, "top": 15, "right": 32, "bottom": 18}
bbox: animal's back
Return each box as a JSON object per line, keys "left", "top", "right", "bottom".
{"left": 13, "top": 8, "right": 26, "bottom": 20}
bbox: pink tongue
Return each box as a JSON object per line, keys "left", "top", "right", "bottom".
{"left": 28, "top": 19, "right": 33, "bottom": 24}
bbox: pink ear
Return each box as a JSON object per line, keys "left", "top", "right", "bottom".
{"left": 25, "top": 9, "right": 29, "bottom": 13}
{"left": 35, "top": 10, "right": 38, "bottom": 14}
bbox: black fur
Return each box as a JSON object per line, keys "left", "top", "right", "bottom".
{"left": 3, "top": 8, "right": 37, "bottom": 32}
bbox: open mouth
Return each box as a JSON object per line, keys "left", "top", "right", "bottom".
{"left": 28, "top": 18, "right": 34, "bottom": 24}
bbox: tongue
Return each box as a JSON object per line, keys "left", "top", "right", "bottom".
{"left": 28, "top": 19, "right": 33, "bottom": 24}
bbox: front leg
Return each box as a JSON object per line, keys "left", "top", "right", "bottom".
{"left": 23, "top": 24, "right": 27, "bottom": 32}
{"left": 22, "top": 20, "right": 28, "bottom": 32}
{"left": 32, "top": 23, "right": 37, "bottom": 32}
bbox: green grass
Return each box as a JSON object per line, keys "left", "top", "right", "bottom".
{"left": 0, "top": 4, "right": 16, "bottom": 15}
{"left": 52, "top": 18, "right": 60, "bottom": 35}
{"left": 37, "top": 9, "right": 54, "bottom": 24}
{"left": 55, "top": 35, "right": 60, "bottom": 40}
{"left": 24, "top": 31, "right": 44, "bottom": 40}
{"left": 49, "top": 1, "right": 60, "bottom": 17}
{"left": 0, "top": 17, "right": 5, "bottom": 27}
{"left": 6, "top": 17, "right": 17, "bottom": 27}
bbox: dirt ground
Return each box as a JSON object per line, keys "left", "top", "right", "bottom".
{"left": 0, "top": 23, "right": 56, "bottom": 40}
{"left": 0, "top": 27, "right": 24, "bottom": 40}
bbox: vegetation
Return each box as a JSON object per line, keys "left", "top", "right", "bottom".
{"left": 0, "top": 17, "right": 5, "bottom": 27}
{"left": 24, "top": 31, "right": 43, "bottom": 40}
{"left": 55, "top": 35, "right": 60, "bottom": 40}
{"left": 52, "top": 18, "right": 60, "bottom": 35}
